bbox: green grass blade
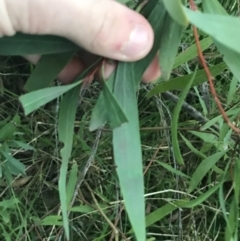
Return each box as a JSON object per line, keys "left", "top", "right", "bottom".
{"left": 19, "top": 80, "right": 82, "bottom": 115}
{"left": 0, "top": 122, "right": 17, "bottom": 142}
{"left": 2, "top": 152, "right": 26, "bottom": 176}
{"left": 155, "top": 160, "right": 190, "bottom": 179}
{"left": 41, "top": 216, "right": 63, "bottom": 226}
{"left": 227, "top": 76, "right": 238, "bottom": 107}
{"left": 173, "top": 37, "right": 213, "bottom": 69}
{"left": 171, "top": 69, "right": 196, "bottom": 165}
{"left": 180, "top": 133, "right": 207, "bottom": 160}
{"left": 147, "top": 62, "right": 226, "bottom": 97}
{"left": 24, "top": 52, "right": 75, "bottom": 92}
{"left": 189, "top": 131, "right": 218, "bottom": 144}
{"left": 233, "top": 158, "right": 240, "bottom": 239}
{"left": 66, "top": 160, "right": 78, "bottom": 207}
{"left": 144, "top": 182, "right": 221, "bottom": 228}
{"left": 145, "top": 203, "right": 177, "bottom": 228}
{"left": 0, "top": 33, "right": 80, "bottom": 55}
{"left": 219, "top": 184, "right": 231, "bottom": 235}
{"left": 58, "top": 86, "right": 80, "bottom": 240}
{"left": 188, "top": 151, "right": 226, "bottom": 193}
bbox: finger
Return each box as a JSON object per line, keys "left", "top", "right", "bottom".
{"left": 100, "top": 54, "right": 161, "bottom": 83}
{"left": 142, "top": 53, "right": 161, "bottom": 83}
{"left": 4, "top": 0, "right": 153, "bottom": 62}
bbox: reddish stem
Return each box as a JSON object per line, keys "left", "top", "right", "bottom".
{"left": 189, "top": 0, "right": 240, "bottom": 134}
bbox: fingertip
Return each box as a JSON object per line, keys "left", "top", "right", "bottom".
{"left": 142, "top": 54, "right": 161, "bottom": 83}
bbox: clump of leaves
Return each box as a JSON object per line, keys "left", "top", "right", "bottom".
{"left": 0, "top": 0, "right": 240, "bottom": 240}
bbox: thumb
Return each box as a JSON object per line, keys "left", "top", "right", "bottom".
{"left": 5, "top": 0, "right": 154, "bottom": 61}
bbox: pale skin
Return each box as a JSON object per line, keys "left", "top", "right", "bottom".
{"left": 1, "top": 0, "right": 161, "bottom": 84}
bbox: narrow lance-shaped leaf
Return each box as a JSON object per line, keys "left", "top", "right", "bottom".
{"left": 58, "top": 86, "right": 80, "bottom": 240}
{"left": 90, "top": 65, "right": 121, "bottom": 131}
{"left": 19, "top": 80, "right": 82, "bottom": 115}
{"left": 202, "top": 0, "right": 240, "bottom": 83}
{"left": 24, "top": 52, "right": 76, "bottom": 92}
{"left": 130, "top": 181, "right": 221, "bottom": 232}
{"left": 112, "top": 2, "right": 167, "bottom": 241}
{"left": 0, "top": 33, "right": 80, "bottom": 55}
{"left": 173, "top": 37, "right": 213, "bottom": 69}
{"left": 171, "top": 68, "right": 197, "bottom": 165}
{"left": 147, "top": 62, "right": 227, "bottom": 97}
{"left": 66, "top": 160, "right": 78, "bottom": 208}
{"left": 188, "top": 151, "right": 226, "bottom": 193}
{"left": 101, "top": 70, "right": 128, "bottom": 129}
{"left": 183, "top": 7, "right": 240, "bottom": 55}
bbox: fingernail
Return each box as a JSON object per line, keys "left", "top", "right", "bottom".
{"left": 122, "top": 24, "right": 149, "bottom": 59}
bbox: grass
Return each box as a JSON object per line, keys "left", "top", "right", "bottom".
{"left": 1, "top": 1, "right": 240, "bottom": 240}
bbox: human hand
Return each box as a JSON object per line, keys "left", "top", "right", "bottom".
{"left": 2, "top": 0, "right": 161, "bottom": 83}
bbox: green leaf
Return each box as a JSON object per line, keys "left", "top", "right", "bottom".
{"left": 24, "top": 52, "right": 75, "bottom": 92}
{"left": 70, "top": 205, "right": 94, "bottom": 213}
{"left": 10, "top": 141, "right": 35, "bottom": 151}
{"left": 58, "top": 86, "right": 80, "bottom": 240}
{"left": 0, "top": 197, "right": 20, "bottom": 210}
{"left": 173, "top": 37, "right": 213, "bottom": 69}
{"left": 0, "top": 122, "right": 16, "bottom": 142}
{"left": 19, "top": 80, "right": 82, "bottom": 115}
{"left": 66, "top": 160, "right": 78, "bottom": 207}
{"left": 144, "top": 182, "right": 221, "bottom": 229}
{"left": 183, "top": 8, "right": 240, "bottom": 55}
{"left": 155, "top": 160, "right": 190, "bottom": 179}
{"left": 163, "top": 0, "right": 188, "bottom": 27}
{"left": 202, "top": 0, "right": 240, "bottom": 86}
{"left": 188, "top": 151, "right": 226, "bottom": 193}
{"left": 200, "top": 108, "right": 240, "bottom": 131}
{"left": 194, "top": 86, "right": 208, "bottom": 116}
{"left": 202, "top": 0, "right": 228, "bottom": 15}
{"left": 111, "top": 2, "right": 167, "bottom": 240}
{"left": 189, "top": 131, "right": 218, "bottom": 144}
{"left": 147, "top": 62, "right": 226, "bottom": 96}
{"left": 219, "top": 184, "right": 231, "bottom": 235}
{"left": 145, "top": 203, "right": 177, "bottom": 228}
{"left": 178, "top": 182, "right": 222, "bottom": 208}
{"left": 101, "top": 77, "right": 128, "bottom": 129}
{"left": 227, "top": 76, "right": 238, "bottom": 107}
{"left": 90, "top": 0, "right": 167, "bottom": 131}
{"left": 41, "top": 216, "right": 63, "bottom": 226}
{"left": 232, "top": 158, "right": 240, "bottom": 239}
{"left": 0, "top": 33, "right": 80, "bottom": 55}
{"left": 180, "top": 133, "right": 207, "bottom": 160}
{"left": 234, "top": 159, "right": 240, "bottom": 205}
{"left": 171, "top": 69, "right": 196, "bottom": 165}
{"left": 2, "top": 152, "right": 26, "bottom": 176}
{"left": 111, "top": 63, "right": 144, "bottom": 240}
{"left": 158, "top": 12, "right": 183, "bottom": 80}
